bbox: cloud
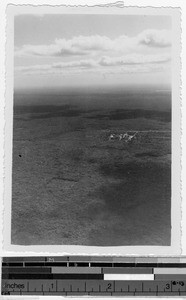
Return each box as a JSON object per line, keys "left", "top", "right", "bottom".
{"left": 15, "top": 53, "right": 171, "bottom": 76}
{"left": 102, "top": 64, "right": 169, "bottom": 76}
{"left": 99, "top": 53, "right": 171, "bottom": 67}
{"left": 53, "top": 59, "right": 97, "bottom": 69}
{"left": 137, "top": 29, "right": 172, "bottom": 48}
{"left": 15, "top": 44, "right": 86, "bottom": 57}
{"left": 15, "top": 35, "right": 112, "bottom": 57}
{"left": 16, "top": 59, "right": 97, "bottom": 73}
{"left": 15, "top": 29, "right": 172, "bottom": 58}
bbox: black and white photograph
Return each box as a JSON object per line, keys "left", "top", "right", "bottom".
{"left": 4, "top": 6, "right": 181, "bottom": 251}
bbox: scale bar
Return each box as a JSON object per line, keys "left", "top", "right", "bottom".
{"left": 154, "top": 268, "right": 186, "bottom": 274}
{"left": 2, "top": 257, "right": 186, "bottom": 296}
{"left": 52, "top": 267, "right": 101, "bottom": 274}
{"left": 3, "top": 274, "right": 103, "bottom": 280}
{"left": 103, "top": 268, "right": 153, "bottom": 274}
{"left": 104, "top": 274, "right": 154, "bottom": 281}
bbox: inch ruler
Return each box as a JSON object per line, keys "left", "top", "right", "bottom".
{"left": 2, "top": 256, "right": 186, "bottom": 296}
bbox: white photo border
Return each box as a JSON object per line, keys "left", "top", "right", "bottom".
{"left": 3, "top": 4, "right": 181, "bottom": 255}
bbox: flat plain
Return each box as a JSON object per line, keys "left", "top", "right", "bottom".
{"left": 11, "top": 88, "right": 171, "bottom": 246}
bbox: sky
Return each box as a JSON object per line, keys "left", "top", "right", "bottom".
{"left": 14, "top": 14, "right": 172, "bottom": 90}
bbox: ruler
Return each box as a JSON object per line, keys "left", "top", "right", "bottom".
{"left": 2, "top": 256, "right": 186, "bottom": 296}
